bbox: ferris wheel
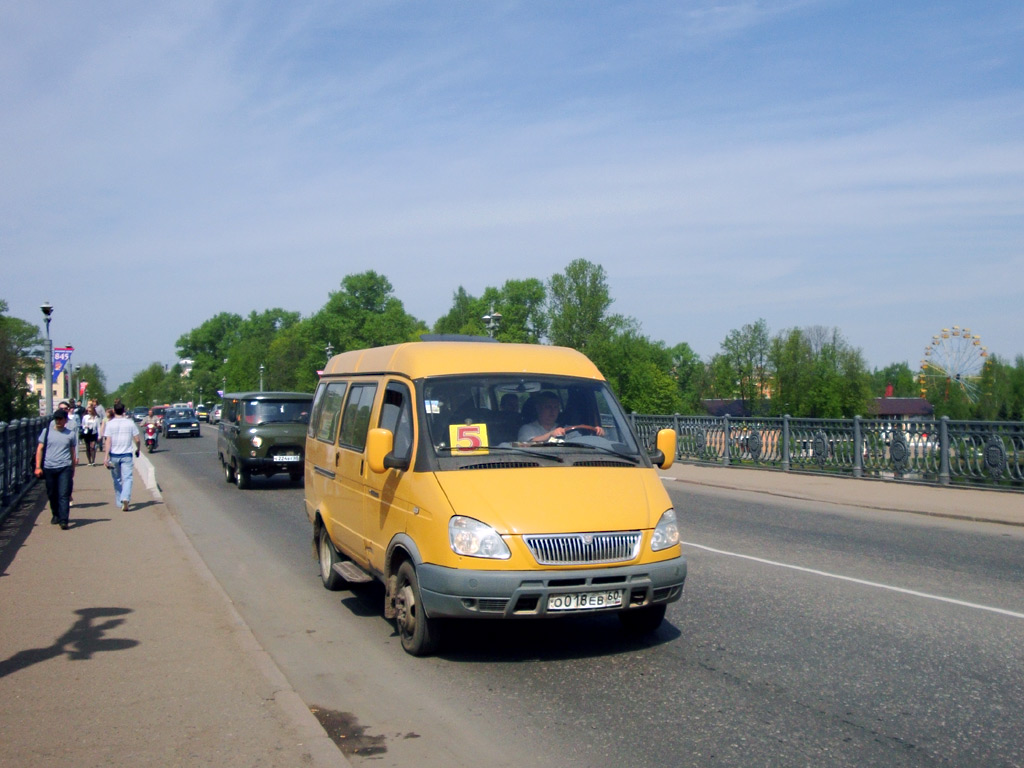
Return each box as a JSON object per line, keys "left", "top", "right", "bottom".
{"left": 919, "top": 326, "right": 988, "bottom": 401}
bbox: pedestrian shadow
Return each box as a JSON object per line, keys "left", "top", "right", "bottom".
{"left": 63, "top": 518, "right": 112, "bottom": 529}
{"left": 0, "top": 607, "right": 139, "bottom": 679}
{"left": 69, "top": 502, "right": 106, "bottom": 510}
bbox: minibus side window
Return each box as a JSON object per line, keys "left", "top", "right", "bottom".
{"left": 339, "top": 383, "right": 377, "bottom": 451}
{"left": 313, "top": 382, "right": 348, "bottom": 444}
{"left": 379, "top": 382, "right": 413, "bottom": 461}
{"left": 308, "top": 384, "right": 327, "bottom": 439}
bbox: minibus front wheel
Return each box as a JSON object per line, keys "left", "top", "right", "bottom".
{"left": 318, "top": 526, "right": 344, "bottom": 591}
{"left": 394, "top": 561, "right": 441, "bottom": 656}
{"left": 618, "top": 604, "right": 666, "bottom": 635}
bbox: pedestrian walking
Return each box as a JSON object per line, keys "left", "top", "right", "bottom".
{"left": 34, "top": 410, "right": 78, "bottom": 529}
{"left": 81, "top": 403, "right": 102, "bottom": 465}
{"left": 103, "top": 402, "right": 141, "bottom": 511}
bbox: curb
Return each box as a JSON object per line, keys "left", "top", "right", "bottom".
{"left": 150, "top": 471, "right": 351, "bottom": 768}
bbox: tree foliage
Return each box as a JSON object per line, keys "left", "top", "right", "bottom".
{"left": 101, "top": 266, "right": 1022, "bottom": 423}
{"left": 546, "top": 259, "right": 624, "bottom": 353}
{"left": 0, "top": 300, "right": 43, "bottom": 421}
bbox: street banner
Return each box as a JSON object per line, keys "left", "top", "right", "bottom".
{"left": 53, "top": 346, "right": 74, "bottom": 384}
{"left": 79, "top": 381, "right": 89, "bottom": 397}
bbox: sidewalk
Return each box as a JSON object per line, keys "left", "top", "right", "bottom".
{"left": 660, "top": 461, "right": 1024, "bottom": 528}
{"left": 0, "top": 455, "right": 349, "bottom": 768}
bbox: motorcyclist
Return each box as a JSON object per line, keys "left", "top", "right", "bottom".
{"left": 142, "top": 409, "right": 160, "bottom": 448}
{"left": 142, "top": 408, "right": 160, "bottom": 429}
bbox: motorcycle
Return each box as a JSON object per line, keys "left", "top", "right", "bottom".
{"left": 145, "top": 422, "right": 158, "bottom": 453}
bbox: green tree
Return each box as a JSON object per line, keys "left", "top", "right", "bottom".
{"left": 598, "top": 330, "right": 682, "bottom": 414}
{"left": 433, "top": 287, "right": 487, "bottom": 336}
{"left": 720, "top": 319, "right": 771, "bottom": 414}
{"left": 872, "top": 361, "right": 919, "bottom": 398}
{"left": 313, "top": 272, "right": 424, "bottom": 353}
{"left": 668, "top": 342, "right": 706, "bottom": 414}
{"left": 223, "top": 309, "right": 301, "bottom": 392}
{"left": 434, "top": 279, "right": 548, "bottom": 342}
{"left": 267, "top": 321, "right": 320, "bottom": 393}
{"left": 546, "top": 259, "right": 624, "bottom": 353}
{"left": 0, "top": 300, "right": 43, "bottom": 421}
{"left": 74, "top": 363, "right": 108, "bottom": 405}
{"left": 116, "top": 362, "right": 172, "bottom": 408}
{"left": 1008, "top": 355, "right": 1024, "bottom": 421}
{"left": 768, "top": 326, "right": 871, "bottom": 418}
{"left": 768, "top": 328, "right": 814, "bottom": 416}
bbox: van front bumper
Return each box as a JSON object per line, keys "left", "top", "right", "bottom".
{"left": 240, "top": 455, "right": 304, "bottom": 474}
{"left": 415, "top": 556, "right": 686, "bottom": 619}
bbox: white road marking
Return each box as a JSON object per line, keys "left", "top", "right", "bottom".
{"left": 683, "top": 540, "right": 1024, "bottom": 620}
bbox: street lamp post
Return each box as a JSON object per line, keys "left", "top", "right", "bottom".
{"left": 40, "top": 302, "right": 54, "bottom": 416}
{"left": 259, "top": 364, "right": 265, "bottom": 392}
{"left": 325, "top": 343, "right": 334, "bottom": 363}
{"left": 483, "top": 307, "right": 502, "bottom": 338}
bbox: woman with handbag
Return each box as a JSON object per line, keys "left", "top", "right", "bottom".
{"left": 81, "top": 403, "right": 101, "bottom": 465}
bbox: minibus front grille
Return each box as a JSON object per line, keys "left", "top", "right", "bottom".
{"left": 524, "top": 532, "right": 642, "bottom": 565}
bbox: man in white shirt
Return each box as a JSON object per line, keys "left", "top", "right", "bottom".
{"left": 103, "top": 403, "right": 141, "bottom": 511}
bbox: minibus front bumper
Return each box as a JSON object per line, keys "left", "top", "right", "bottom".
{"left": 415, "top": 556, "right": 686, "bottom": 619}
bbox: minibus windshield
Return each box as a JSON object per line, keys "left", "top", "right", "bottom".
{"left": 422, "top": 374, "right": 642, "bottom": 463}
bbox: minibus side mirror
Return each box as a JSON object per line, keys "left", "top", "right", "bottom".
{"left": 367, "top": 428, "right": 409, "bottom": 473}
{"left": 650, "top": 428, "right": 676, "bottom": 470}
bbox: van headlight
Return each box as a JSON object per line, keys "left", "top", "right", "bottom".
{"left": 450, "top": 516, "right": 511, "bottom": 559}
{"left": 651, "top": 509, "right": 680, "bottom": 551}
{"left": 251, "top": 436, "right": 263, "bottom": 448}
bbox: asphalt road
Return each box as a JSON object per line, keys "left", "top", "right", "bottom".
{"left": 151, "top": 425, "right": 1024, "bottom": 768}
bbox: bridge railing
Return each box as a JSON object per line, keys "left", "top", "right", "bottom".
{"left": 631, "top": 413, "right": 1024, "bottom": 491}
{"left": 1, "top": 417, "right": 45, "bottom": 518}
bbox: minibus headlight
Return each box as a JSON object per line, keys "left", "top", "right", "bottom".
{"left": 251, "top": 436, "right": 263, "bottom": 448}
{"left": 651, "top": 509, "right": 680, "bottom": 551}
{"left": 449, "top": 516, "right": 511, "bottom": 560}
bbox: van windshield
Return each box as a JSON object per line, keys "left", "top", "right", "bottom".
{"left": 243, "top": 399, "right": 312, "bottom": 425}
{"left": 422, "top": 374, "right": 642, "bottom": 465}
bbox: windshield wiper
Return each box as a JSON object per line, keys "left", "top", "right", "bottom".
{"left": 436, "top": 445, "right": 565, "bottom": 463}
{"left": 558, "top": 441, "right": 641, "bottom": 464}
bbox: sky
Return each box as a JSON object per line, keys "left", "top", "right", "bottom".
{"left": 3, "top": 0, "right": 1022, "bottom": 391}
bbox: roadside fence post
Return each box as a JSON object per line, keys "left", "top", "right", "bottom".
{"left": 723, "top": 414, "right": 731, "bottom": 467}
{"left": 853, "top": 415, "right": 863, "bottom": 478}
{"left": 939, "top": 416, "right": 951, "bottom": 486}
{"left": 782, "top": 415, "right": 791, "bottom": 472}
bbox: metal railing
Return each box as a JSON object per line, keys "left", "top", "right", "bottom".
{"left": 631, "top": 413, "right": 1024, "bottom": 491}
{"left": 1, "top": 417, "right": 45, "bottom": 517}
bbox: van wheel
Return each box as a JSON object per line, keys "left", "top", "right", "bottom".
{"left": 394, "top": 561, "right": 441, "bottom": 656}
{"left": 235, "top": 465, "right": 250, "bottom": 489}
{"left": 224, "top": 460, "right": 235, "bottom": 484}
{"left": 318, "top": 526, "right": 344, "bottom": 591}
{"left": 618, "top": 604, "right": 666, "bottom": 635}
{"left": 289, "top": 471, "right": 303, "bottom": 484}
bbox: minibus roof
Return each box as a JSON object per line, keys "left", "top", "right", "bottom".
{"left": 322, "top": 342, "right": 605, "bottom": 381}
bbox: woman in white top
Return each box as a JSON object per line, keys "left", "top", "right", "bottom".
{"left": 81, "top": 404, "right": 102, "bottom": 465}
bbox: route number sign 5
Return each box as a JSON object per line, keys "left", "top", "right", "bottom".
{"left": 449, "top": 423, "right": 490, "bottom": 455}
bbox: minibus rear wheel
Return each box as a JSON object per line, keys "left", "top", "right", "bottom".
{"left": 394, "top": 561, "right": 441, "bottom": 656}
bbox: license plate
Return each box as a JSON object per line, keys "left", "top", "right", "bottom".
{"left": 275, "top": 454, "right": 301, "bottom": 462}
{"left": 173, "top": 428, "right": 192, "bottom": 433}
{"left": 547, "top": 589, "right": 623, "bottom": 612}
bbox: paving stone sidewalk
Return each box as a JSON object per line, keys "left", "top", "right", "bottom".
{"left": 0, "top": 457, "right": 349, "bottom": 768}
